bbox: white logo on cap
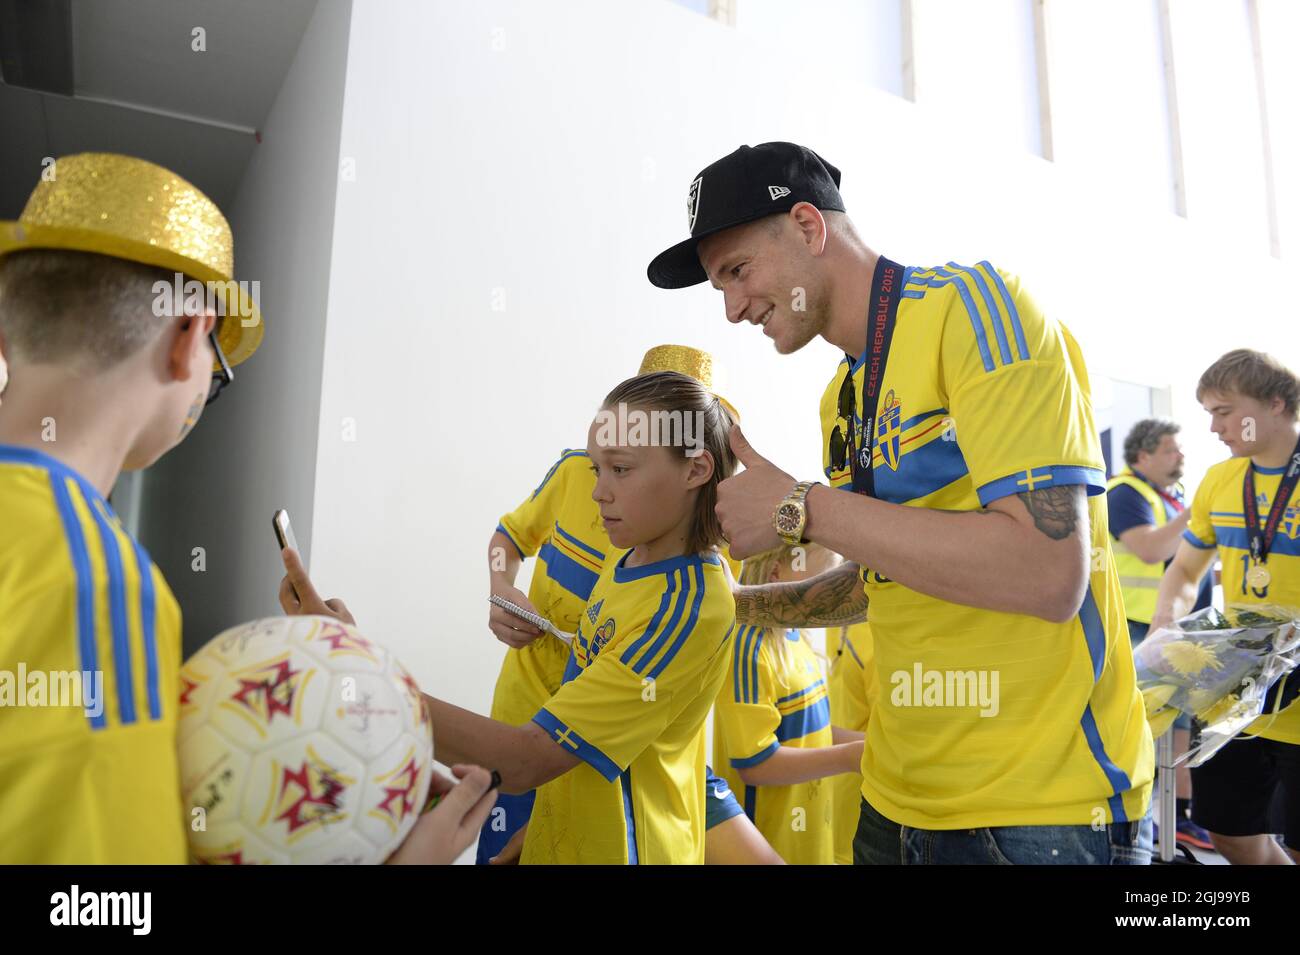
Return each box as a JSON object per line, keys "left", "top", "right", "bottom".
{"left": 768, "top": 185, "right": 791, "bottom": 200}
{"left": 687, "top": 176, "right": 703, "bottom": 232}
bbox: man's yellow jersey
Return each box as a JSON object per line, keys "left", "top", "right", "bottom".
{"left": 0, "top": 445, "right": 185, "bottom": 862}
{"left": 818, "top": 261, "right": 1152, "bottom": 829}
{"left": 522, "top": 550, "right": 734, "bottom": 864}
{"left": 1183, "top": 455, "right": 1300, "bottom": 743}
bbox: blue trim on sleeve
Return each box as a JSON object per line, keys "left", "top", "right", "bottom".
{"left": 976, "top": 465, "right": 1106, "bottom": 506}
{"left": 1181, "top": 528, "right": 1215, "bottom": 550}
{"left": 495, "top": 523, "right": 526, "bottom": 560}
{"left": 730, "top": 740, "right": 779, "bottom": 768}
{"left": 532, "top": 708, "right": 621, "bottom": 782}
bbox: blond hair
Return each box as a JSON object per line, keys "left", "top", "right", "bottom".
{"left": 1196, "top": 349, "right": 1300, "bottom": 420}
{"left": 0, "top": 249, "right": 176, "bottom": 368}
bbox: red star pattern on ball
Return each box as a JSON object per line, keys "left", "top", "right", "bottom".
{"left": 231, "top": 659, "right": 302, "bottom": 724}
{"left": 276, "top": 759, "right": 347, "bottom": 834}
{"left": 375, "top": 757, "right": 421, "bottom": 824}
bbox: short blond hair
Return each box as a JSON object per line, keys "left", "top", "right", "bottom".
{"left": 0, "top": 249, "right": 174, "bottom": 367}
{"left": 1196, "top": 349, "right": 1300, "bottom": 420}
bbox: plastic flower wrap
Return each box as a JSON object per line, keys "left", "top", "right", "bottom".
{"left": 1133, "top": 604, "right": 1300, "bottom": 766}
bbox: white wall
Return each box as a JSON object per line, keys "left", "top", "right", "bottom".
{"left": 309, "top": 0, "right": 1298, "bottom": 730}
{"left": 140, "top": 0, "right": 353, "bottom": 655}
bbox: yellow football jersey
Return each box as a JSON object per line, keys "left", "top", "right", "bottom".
{"left": 491, "top": 449, "right": 743, "bottom": 727}
{"left": 713, "top": 627, "right": 835, "bottom": 864}
{"left": 0, "top": 445, "right": 185, "bottom": 863}
{"left": 827, "top": 622, "right": 875, "bottom": 864}
{"left": 818, "top": 260, "right": 1153, "bottom": 829}
{"left": 521, "top": 550, "right": 735, "bottom": 864}
{"left": 1183, "top": 455, "right": 1300, "bottom": 743}
{"left": 491, "top": 450, "right": 607, "bottom": 726}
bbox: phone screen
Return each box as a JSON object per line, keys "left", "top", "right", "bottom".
{"left": 273, "top": 509, "right": 300, "bottom": 555}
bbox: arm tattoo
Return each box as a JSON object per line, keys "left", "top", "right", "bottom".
{"left": 1015, "top": 485, "right": 1083, "bottom": 541}
{"left": 733, "top": 561, "right": 869, "bottom": 628}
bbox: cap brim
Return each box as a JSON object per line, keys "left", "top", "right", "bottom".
{"left": 0, "top": 220, "right": 263, "bottom": 369}
{"left": 647, "top": 235, "right": 709, "bottom": 289}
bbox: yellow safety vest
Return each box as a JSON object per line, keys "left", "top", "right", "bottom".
{"left": 1106, "top": 470, "right": 1175, "bottom": 624}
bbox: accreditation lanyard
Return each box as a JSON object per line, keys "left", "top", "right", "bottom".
{"left": 846, "top": 256, "right": 905, "bottom": 499}
{"left": 1242, "top": 432, "right": 1300, "bottom": 572}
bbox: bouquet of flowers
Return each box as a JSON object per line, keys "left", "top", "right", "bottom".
{"left": 1134, "top": 604, "right": 1300, "bottom": 766}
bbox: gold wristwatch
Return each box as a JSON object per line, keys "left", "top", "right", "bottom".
{"left": 774, "top": 480, "right": 817, "bottom": 547}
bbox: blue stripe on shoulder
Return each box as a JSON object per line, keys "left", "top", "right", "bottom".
{"left": 977, "top": 261, "right": 1030, "bottom": 361}
{"left": 630, "top": 568, "right": 692, "bottom": 675}
{"left": 619, "top": 574, "right": 678, "bottom": 667}
{"left": 948, "top": 262, "right": 1012, "bottom": 367}
{"left": 646, "top": 562, "right": 707, "bottom": 679}
{"left": 48, "top": 474, "right": 106, "bottom": 730}
{"left": 129, "top": 537, "right": 162, "bottom": 721}
{"left": 87, "top": 498, "right": 135, "bottom": 725}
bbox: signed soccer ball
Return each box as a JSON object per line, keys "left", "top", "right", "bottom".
{"left": 178, "top": 615, "right": 433, "bottom": 864}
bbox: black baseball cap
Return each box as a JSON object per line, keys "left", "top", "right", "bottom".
{"left": 646, "top": 142, "right": 846, "bottom": 289}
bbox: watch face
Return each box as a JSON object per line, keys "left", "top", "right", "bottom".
{"left": 776, "top": 502, "right": 801, "bottom": 533}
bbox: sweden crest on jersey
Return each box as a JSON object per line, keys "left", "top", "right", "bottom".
{"left": 877, "top": 390, "right": 902, "bottom": 471}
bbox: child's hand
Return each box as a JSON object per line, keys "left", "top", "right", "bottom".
{"left": 386, "top": 764, "right": 498, "bottom": 865}
{"left": 490, "top": 823, "right": 527, "bottom": 864}
{"left": 488, "top": 583, "right": 543, "bottom": 648}
{"left": 278, "top": 547, "right": 357, "bottom": 626}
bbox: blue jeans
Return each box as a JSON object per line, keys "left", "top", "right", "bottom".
{"left": 853, "top": 797, "right": 1153, "bottom": 865}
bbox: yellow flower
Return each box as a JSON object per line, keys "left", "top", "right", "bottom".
{"left": 1160, "top": 640, "right": 1223, "bottom": 676}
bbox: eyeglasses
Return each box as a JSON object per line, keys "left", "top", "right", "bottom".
{"left": 829, "top": 369, "right": 856, "bottom": 472}
{"left": 207, "top": 329, "right": 234, "bottom": 405}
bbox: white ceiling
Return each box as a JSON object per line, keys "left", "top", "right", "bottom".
{"left": 0, "top": 0, "right": 319, "bottom": 218}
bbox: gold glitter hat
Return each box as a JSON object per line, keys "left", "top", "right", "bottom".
{"left": 0, "top": 153, "right": 263, "bottom": 369}
{"left": 638, "top": 344, "right": 740, "bottom": 422}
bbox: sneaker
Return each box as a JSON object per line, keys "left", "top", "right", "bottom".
{"left": 1176, "top": 817, "right": 1214, "bottom": 851}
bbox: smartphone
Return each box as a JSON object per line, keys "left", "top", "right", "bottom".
{"left": 273, "top": 509, "right": 301, "bottom": 601}
{"left": 272, "top": 509, "right": 299, "bottom": 554}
